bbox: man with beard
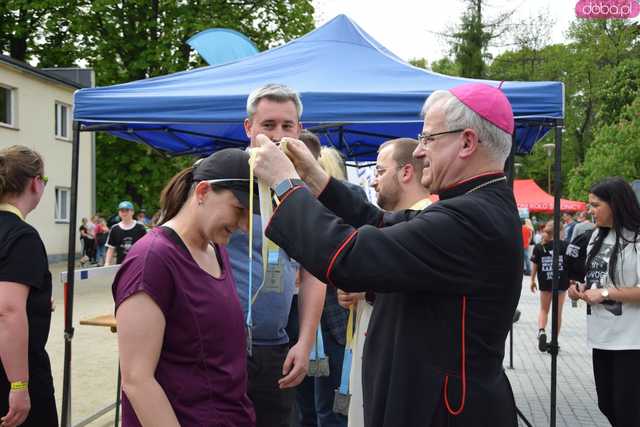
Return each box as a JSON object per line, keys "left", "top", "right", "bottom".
{"left": 371, "top": 138, "right": 432, "bottom": 212}
{"left": 338, "top": 137, "right": 431, "bottom": 427}
{"left": 250, "top": 82, "right": 522, "bottom": 427}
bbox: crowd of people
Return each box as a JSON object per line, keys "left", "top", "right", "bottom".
{"left": 1, "top": 81, "right": 639, "bottom": 427}
{"left": 78, "top": 204, "right": 151, "bottom": 267}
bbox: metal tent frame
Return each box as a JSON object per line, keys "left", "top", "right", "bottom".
{"left": 61, "top": 117, "right": 567, "bottom": 427}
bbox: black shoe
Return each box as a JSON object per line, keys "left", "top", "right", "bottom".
{"left": 538, "top": 330, "right": 547, "bottom": 352}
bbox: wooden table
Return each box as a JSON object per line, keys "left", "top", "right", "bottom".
{"left": 78, "top": 314, "right": 120, "bottom": 427}
{"left": 79, "top": 314, "right": 117, "bottom": 332}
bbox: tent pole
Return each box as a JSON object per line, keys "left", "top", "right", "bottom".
{"left": 505, "top": 131, "right": 516, "bottom": 370}
{"left": 548, "top": 123, "right": 563, "bottom": 427}
{"left": 61, "top": 122, "right": 81, "bottom": 427}
{"left": 505, "top": 131, "right": 516, "bottom": 186}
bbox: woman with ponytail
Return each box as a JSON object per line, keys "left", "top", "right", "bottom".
{"left": 113, "top": 149, "right": 258, "bottom": 426}
{"left": 0, "top": 145, "right": 57, "bottom": 427}
{"left": 569, "top": 177, "right": 640, "bottom": 426}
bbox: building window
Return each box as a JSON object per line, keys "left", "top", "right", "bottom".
{"left": 55, "top": 187, "right": 70, "bottom": 222}
{"left": 0, "top": 85, "right": 14, "bottom": 126}
{"left": 55, "top": 102, "right": 70, "bottom": 139}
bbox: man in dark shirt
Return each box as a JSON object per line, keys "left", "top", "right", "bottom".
{"left": 251, "top": 82, "right": 522, "bottom": 426}
{"left": 105, "top": 201, "right": 147, "bottom": 265}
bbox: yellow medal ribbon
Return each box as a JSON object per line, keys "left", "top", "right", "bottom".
{"left": 0, "top": 203, "right": 25, "bottom": 221}
{"left": 346, "top": 305, "right": 355, "bottom": 349}
{"left": 247, "top": 148, "right": 282, "bottom": 305}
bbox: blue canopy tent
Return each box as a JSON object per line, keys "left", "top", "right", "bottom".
{"left": 73, "top": 14, "right": 563, "bottom": 160}
{"left": 63, "top": 14, "right": 566, "bottom": 427}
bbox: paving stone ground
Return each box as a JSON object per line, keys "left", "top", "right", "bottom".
{"left": 506, "top": 276, "right": 610, "bottom": 427}
{"left": 47, "top": 263, "right": 611, "bottom": 426}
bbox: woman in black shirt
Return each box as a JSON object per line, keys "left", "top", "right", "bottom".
{"left": 0, "top": 145, "right": 57, "bottom": 427}
{"left": 530, "top": 220, "right": 570, "bottom": 352}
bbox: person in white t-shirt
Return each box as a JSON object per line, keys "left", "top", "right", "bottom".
{"left": 569, "top": 177, "right": 640, "bottom": 427}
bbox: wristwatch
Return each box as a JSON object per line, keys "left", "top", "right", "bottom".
{"left": 601, "top": 289, "right": 609, "bottom": 299}
{"left": 274, "top": 178, "right": 304, "bottom": 199}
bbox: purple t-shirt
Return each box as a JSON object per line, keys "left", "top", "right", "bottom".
{"left": 113, "top": 227, "right": 255, "bottom": 427}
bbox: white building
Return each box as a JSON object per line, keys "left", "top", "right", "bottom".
{"left": 0, "top": 54, "right": 95, "bottom": 261}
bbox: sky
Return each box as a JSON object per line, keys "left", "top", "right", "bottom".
{"left": 313, "top": 0, "right": 580, "bottom": 64}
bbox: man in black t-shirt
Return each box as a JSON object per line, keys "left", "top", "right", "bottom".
{"left": 105, "top": 201, "right": 147, "bottom": 265}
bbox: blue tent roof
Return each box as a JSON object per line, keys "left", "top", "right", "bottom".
{"left": 73, "top": 15, "right": 564, "bottom": 160}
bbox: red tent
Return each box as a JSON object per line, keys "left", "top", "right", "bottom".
{"left": 514, "top": 179, "right": 586, "bottom": 213}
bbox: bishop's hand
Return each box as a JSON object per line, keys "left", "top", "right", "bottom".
{"left": 279, "top": 137, "right": 330, "bottom": 196}
{"left": 251, "top": 134, "right": 300, "bottom": 188}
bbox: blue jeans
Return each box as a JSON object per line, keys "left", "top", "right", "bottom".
{"left": 523, "top": 247, "right": 531, "bottom": 275}
{"left": 96, "top": 244, "right": 106, "bottom": 265}
{"left": 296, "top": 328, "right": 348, "bottom": 427}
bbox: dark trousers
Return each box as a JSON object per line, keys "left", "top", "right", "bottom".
{"left": 593, "top": 349, "right": 640, "bottom": 427}
{"left": 248, "top": 344, "right": 295, "bottom": 427}
{"left": 523, "top": 247, "right": 531, "bottom": 275}
{"left": 297, "top": 328, "right": 348, "bottom": 427}
{"left": 81, "top": 237, "right": 96, "bottom": 261}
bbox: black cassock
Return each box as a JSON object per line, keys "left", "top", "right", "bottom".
{"left": 266, "top": 173, "right": 522, "bottom": 427}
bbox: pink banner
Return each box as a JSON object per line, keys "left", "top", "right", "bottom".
{"left": 575, "top": 0, "right": 640, "bottom": 19}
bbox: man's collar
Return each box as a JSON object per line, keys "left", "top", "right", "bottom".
{"left": 409, "top": 197, "right": 432, "bottom": 211}
{"left": 438, "top": 172, "right": 506, "bottom": 200}
{"left": 0, "top": 203, "right": 25, "bottom": 221}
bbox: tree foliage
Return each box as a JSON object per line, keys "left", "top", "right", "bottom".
{"left": 452, "top": 1, "right": 491, "bottom": 77}
{"left": 446, "top": 0, "right": 514, "bottom": 78}
{"left": 567, "top": 96, "right": 640, "bottom": 200}
{"left": 484, "top": 18, "right": 640, "bottom": 201}
{"left": 1, "top": 0, "right": 315, "bottom": 215}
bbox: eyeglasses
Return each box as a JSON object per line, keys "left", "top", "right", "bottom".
{"left": 417, "top": 129, "right": 465, "bottom": 146}
{"left": 35, "top": 175, "right": 48, "bottom": 186}
{"left": 374, "top": 165, "right": 402, "bottom": 178}
{"left": 374, "top": 167, "right": 388, "bottom": 177}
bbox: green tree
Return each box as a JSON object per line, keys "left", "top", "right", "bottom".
{"left": 2, "top": 0, "right": 315, "bottom": 214}
{"left": 82, "top": 0, "right": 315, "bottom": 215}
{"left": 488, "top": 18, "right": 640, "bottom": 198}
{"left": 430, "top": 57, "right": 460, "bottom": 76}
{"left": 445, "top": 0, "right": 514, "bottom": 78}
{"left": 452, "top": 1, "right": 490, "bottom": 77}
{"left": 567, "top": 96, "right": 640, "bottom": 200}
{"left": 0, "top": 0, "right": 79, "bottom": 63}
{"left": 595, "top": 57, "right": 640, "bottom": 127}
{"left": 408, "top": 57, "right": 427, "bottom": 69}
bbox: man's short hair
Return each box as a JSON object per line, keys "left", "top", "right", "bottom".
{"left": 421, "top": 91, "right": 511, "bottom": 163}
{"left": 299, "top": 130, "right": 322, "bottom": 159}
{"left": 379, "top": 138, "right": 423, "bottom": 181}
{"left": 246, "top": 83, "right": 303, "bottom": 120}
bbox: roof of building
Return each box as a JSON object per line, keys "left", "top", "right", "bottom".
{"left": 0, "top": 54, "right": 89, "bottom": 89}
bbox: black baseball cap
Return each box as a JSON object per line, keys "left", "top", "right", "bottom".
{"left": 192, "top": 148, "right": 259, "bottom": 214}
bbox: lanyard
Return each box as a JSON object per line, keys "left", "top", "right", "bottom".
{"left": 310, "top": 325, "right": 327, "bottom": 361}
{"left": 0, "top": 203, "right": 24, "bottom": 221}
{"left": 247, "top": 150, "right": 282, "bottom": 352}
{"left": 338, "top": 305, "right": 355, "bottom": 394}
